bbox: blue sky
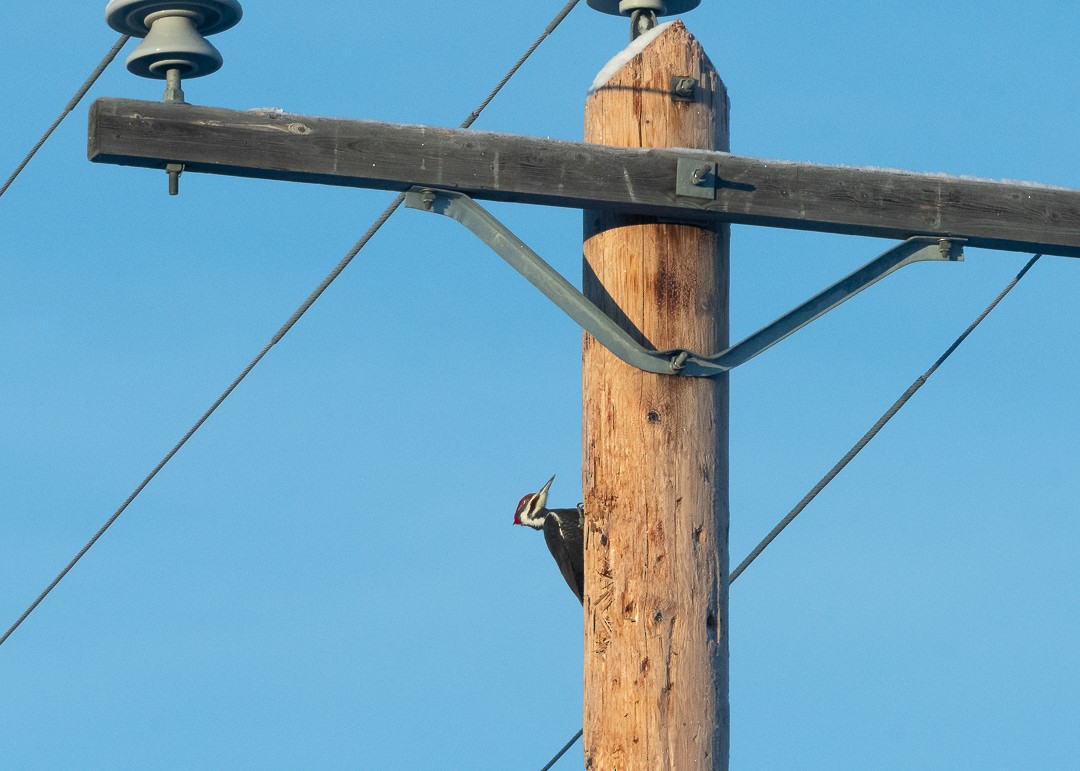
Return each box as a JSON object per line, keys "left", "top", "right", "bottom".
{"left": 2, "top": 2, "right": 1079, "bottom": 769}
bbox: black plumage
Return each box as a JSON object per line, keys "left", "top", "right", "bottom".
{"left": 542, "top": 505, "right": 585, "bottom": 603}
{"left": 513, "top": 476, "right": 585, "bottom": 604}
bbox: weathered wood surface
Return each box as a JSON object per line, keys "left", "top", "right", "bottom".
{"left": 89, "top": 97, "right": 1080, "bottom": 257}
{"left": 582, "top": 22, "right": 729, "bottom": 770}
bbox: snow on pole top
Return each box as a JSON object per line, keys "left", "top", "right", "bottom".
{"left": 588, "top": 21, "right": 676, "bottom": 94}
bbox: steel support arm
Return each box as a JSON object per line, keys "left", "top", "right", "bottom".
{"left": 405, "top": 189, "right": 962, "bottom": 377}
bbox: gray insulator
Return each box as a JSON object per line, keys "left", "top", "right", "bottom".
{"left": 104, "top": 0, "right": 242, "bottom": 79}
{"left": 586, "top": 0, "right": 701, "bottom": 16}
{"left": 105, "top": 0, "right": 243, "bottom": 36}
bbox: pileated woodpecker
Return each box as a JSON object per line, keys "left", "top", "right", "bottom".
{"left": 513, "top": 475, "right": 585, "bottom": 604}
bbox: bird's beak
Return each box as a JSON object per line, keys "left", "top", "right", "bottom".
{"left": 536, "top": 474, "right": 556, "bottom": 509}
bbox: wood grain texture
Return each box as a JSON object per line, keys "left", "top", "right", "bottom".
{"left": 89, "top": 97, "right": 1080, "bottom": 256}
{"left": 582, "top": 22, "right": 729, "bottom": 771}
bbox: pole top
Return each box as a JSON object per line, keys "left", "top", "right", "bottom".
{"left": 587, "top": 0, "right": 701, "bottom": 16}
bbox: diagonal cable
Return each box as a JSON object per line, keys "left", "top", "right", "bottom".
{"left": 1, "top": 0, "right": 583, "bottom": 650}
{"left": 540, "top": 728, "right": 584, "bottom": 771}
{"left": 0, "top": 201, "right": 400, "bottom": 650}
{"left": 0, "top": 35, "right": 129, "bottom": 200}
{"left": 462, "top": 0, "right": 582, "bottom": 130}
{"left": 541, "top": 252, "right": 1042, "bottom": 768}
{"left": 730, "top": 253, "right": 1042, "bottom": 583}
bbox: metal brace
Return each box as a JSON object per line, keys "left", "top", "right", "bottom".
{"left": 404, "top": 187, "right": 964, "bottom": 377}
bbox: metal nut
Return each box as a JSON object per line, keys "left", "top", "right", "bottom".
{"left": 671, "top": 76, "right": 697, "bottom": 101}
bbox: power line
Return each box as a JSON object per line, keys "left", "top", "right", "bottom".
{"left": 0, "top": 0, "right": 583, "bottom": 650}
{"left": 0, "top": 34, "right": 129, "bottom": 201}
{"left": 730, "top": 253, "right": 1042, "bottom": 583}
{"left": 462, "top": 0, "right": 582, "bottom": 130}
{"left": 540, "top": 252, "right": 1042, "bottom": 768}
{"left": 0, "top": 198, "right": 400, "bottom": 650}
{"left": 540, "top": 728, "right": 584, "bottom": 771}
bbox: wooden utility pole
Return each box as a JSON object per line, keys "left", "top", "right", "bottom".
{"left": 582, "top": 22, "right": 729, "bottom": 770}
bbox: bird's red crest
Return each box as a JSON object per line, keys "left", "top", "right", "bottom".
{"left": 513, "top": 493, "right": 534, "bottom": 525}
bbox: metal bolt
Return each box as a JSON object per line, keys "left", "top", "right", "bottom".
{"left": 691, "top": 164, "right": 711, "bottom": 186}
{"left": 670, "top": 351, "right": 689, "bottom": 372}
{"left": 420, "top": 188, "right": 436, "bottom": 211}
{"left": 672, "top": 76, "right": 697, "bottom": 101}
{"left": 938, "top": 238, "right": 957, "bottom": 260}
{"left": 163, "top": 68, "right": 186, "bottom": 104}
{"left": 166, "top": 163, "right": 184, "bottom": 196}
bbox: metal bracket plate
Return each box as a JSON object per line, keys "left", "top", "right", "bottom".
{"left": 676, "top": 157, "right": 717, "bottom": 199}
{"left": 404, "top": 187, "right": 963, "bottom": 377}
